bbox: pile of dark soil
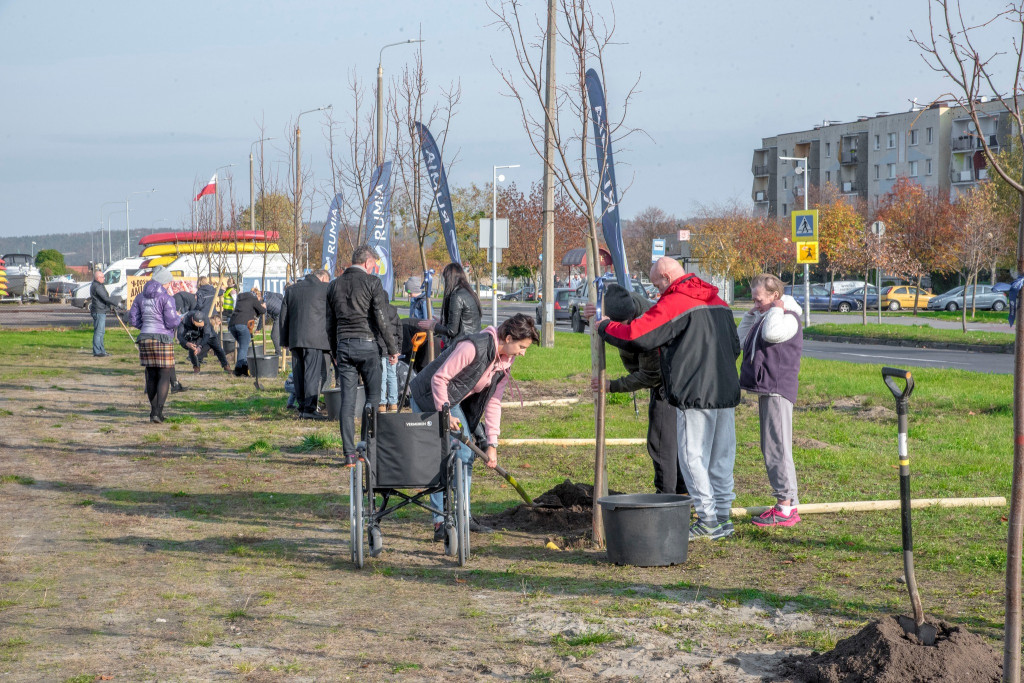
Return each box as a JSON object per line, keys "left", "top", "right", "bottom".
{"left": 776, "top": 615, "right": 1001, "bottom": 682}
{"left": 480, "top": 479, "right": 619, "bottom": 534}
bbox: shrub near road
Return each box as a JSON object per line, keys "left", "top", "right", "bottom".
{"left": 0, "top": 328, "right": 1014, "bottom": 680}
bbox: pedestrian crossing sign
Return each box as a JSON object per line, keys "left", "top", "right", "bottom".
{"left": 797, "top": 241, "right": 820, "bottom": 264}
{"left": 791, "top": 209, "right": 818, "bottom": 242}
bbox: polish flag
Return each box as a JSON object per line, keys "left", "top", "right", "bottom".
{"left": 194, "top": 174, "right": 217, "bottom": 201}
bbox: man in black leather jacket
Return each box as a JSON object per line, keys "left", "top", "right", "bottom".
{"left": 326, "top": 245, "right": 399, "bottom": 465}
{"left": 89, "top": 269, "right": 118, "bottom": 357}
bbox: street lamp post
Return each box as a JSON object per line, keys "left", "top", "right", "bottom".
{"left": 250, "top": 137, "right": 275, "bottom": 236}
{"left": 107, "top": 210, "right": 126, "bottom": 261}
{"left": 491, "top": 164, "right": 520, "bottom": 327}
{"left": 125, "top": 189, "right": 157, "bottom": 257}
{"left": 99, "top": 200, "right": 122, "bottom": 264}
{"left": 31, "top": 242, "right": 36, "bottom": 260}
{"left": 376, "top": 39, "right": 423, "bottom": 166}
{"left": 780, "top": 155, "right": 810, "bottom": 326}
{"left": 294, "top": 106, "right": 332, "bottom": 279}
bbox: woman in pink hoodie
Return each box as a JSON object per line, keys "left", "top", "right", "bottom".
{"left": 408, "top": 313, "right": 538, "bottom": 540}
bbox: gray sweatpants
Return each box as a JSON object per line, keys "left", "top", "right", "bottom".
{"left": 676, "top": 407, "right": 737, "bottom": 525}
{"left": 758, "top": 395, "right": 799, "bottom": 505}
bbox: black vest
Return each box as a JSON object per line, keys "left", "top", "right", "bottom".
{"left": 410, "top": 331, "right": 504, "bottom": 435}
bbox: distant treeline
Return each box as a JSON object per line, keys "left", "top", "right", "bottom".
{"left": 0, "top": 228, "right": 168, "bottom": 266}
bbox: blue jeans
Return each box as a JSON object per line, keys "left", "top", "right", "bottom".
{"left": 410, "top": 396, "right": 473, "bottom": 523}
{"left": 380, "top": 356, "right": 399, "bottom": 404}
{"left": 91, "top": 312, "right": 106, "bottom": 355}
{"left": 230, "top": 323, "right": 252, "bottom": 369}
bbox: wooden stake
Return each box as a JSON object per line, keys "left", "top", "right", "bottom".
{"left": 587, "top": 235, "right": 607, "bottom": 547}
{"left": 731, "top": 496, "right": 1006, "bottom": 518}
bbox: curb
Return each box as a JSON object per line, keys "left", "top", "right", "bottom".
{"left": 804, "top": 333, "right": 1014, "bottom": 354}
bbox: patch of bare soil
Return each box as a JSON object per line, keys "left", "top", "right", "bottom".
{"left": 794, "top": 437, "right": 833, "bottom": 450}
{"left": 479, "top": 479, "right": 621, "bottom": 534}
{"left": 776, "top": 615, "right": 1001, "bottom": 682}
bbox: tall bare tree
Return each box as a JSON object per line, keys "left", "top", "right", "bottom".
{"left": 912, "top": 5, "right": 1024, "bottom": 675}
{"left": 388, "top": 45, "right": 462, "bottom": 273}
{"left": 623, "top": 206, "right": 676, "bottom": 278}
{"left": 490, "top": 0, "right": 642, "bottom": 545}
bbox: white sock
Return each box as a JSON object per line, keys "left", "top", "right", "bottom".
{"left": 778, "top": 504, "right": 794, "bottom": 515}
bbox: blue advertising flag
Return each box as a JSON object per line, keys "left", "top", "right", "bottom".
{"left": 414, "top": 122, "right": 461, "bottom": 265}
{"left": 365, "top": 162, "right": 394, "bottom": 299}
{"left": 584, "top": 68, "right": 629, "bottom": 289}
{"left": 322, "top": 192, "right": 344, "bottom": 276}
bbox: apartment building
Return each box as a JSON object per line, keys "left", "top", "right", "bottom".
{"left": 752, "top": 99, "right": 1013, "bottom": 217}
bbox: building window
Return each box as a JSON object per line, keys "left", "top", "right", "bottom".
{"left": 874, "top": 135, "right": 880, "bottom": 150}
{"left": 783, "top": 203, "right": 788, "bottom": 216}
{"left": 926, "top": 127, "right": 933, "bottom": 144}
{"left": 826, "top": 170, "right": 831, "bottom": 182}
{"left": 874, "top": 165, "right": 880, "bottom": 180}
{"left": 926, "top": 159, "right": 933, "bottom": 175}
{"left": 783, "top": 177, "right": 788, "bottom": 189}
{"left": 910, "top": 161, "right": 919, "bottom": 176}
{"left": 909, "top": 130, "right": 918, "bottom": 145}
{"left": 888, "top": 163, "right": 897, "bottom": 178}
{"left": 887, "top": 133, "right": 897, "bottom": 149}
{"left": 826, "top": 142, "right": 831, "bottom": 157}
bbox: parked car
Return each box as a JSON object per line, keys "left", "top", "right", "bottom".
{"left": 926, "top": 284, "right": 1008, "bottom": 312}
{"left": 784, "top": 284, "right": 863, "bottom": 312}
{"left": 567, "top": 276, "right": 654, "bottom": 333}
{"left": 828, "top": 280, "right": 869, "bottom": 295}
{"left": 535, "top": 287, "right": 574, "bottom": 325}
{"left": 478, "top": 285, "right": 507, "bottom": 299}
{"left": 847, "top": 285, "right": 880, "bottom": 309}
{"left": 502, "top": 286, "right": 538, "bottom": 301}
{"left": 880, "top": 285, "right": 933, "bottom": 311}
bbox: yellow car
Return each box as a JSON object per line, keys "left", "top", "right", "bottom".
{"left": 881, "top": 285, "right": 934, "bottom": 311}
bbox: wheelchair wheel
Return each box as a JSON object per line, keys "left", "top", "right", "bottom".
{"left": 455, "top": 459, "right": 469, "bottom": 566}
{"left": 350, "top": 461, "right": 364, "bottom": 568}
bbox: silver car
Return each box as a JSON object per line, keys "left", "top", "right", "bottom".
{"left": 926, "top": 284, "right": 1008, "bottom": 311}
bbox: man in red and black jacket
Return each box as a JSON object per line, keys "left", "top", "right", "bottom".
{"left": 592, "top": 257, "right": 741, "bottom": 542}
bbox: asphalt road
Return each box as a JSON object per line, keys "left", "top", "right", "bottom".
{"left": 2, "top": 301, "right": 1013, "bottom": 374}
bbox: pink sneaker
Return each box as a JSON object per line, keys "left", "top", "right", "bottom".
{"left": 751, "top": 506, "right": 801, "bottom": 528}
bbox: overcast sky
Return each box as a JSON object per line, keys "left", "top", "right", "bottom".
{"left": 0, "top": 0, "right": 1011, "bottom": 241}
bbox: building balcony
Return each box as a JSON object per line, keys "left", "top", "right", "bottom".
{"left": 841, "top": 181, "right": 861, "bottom": 194}
{"left": 753, "top": 165, "right": 770, "bottom": 176}
{"left": 952, "top": 134, "right": 1000, "bottom": 151}
{"left": 840, "top": 151, "right": 859, "bottom": 165}
{"left": 951, "top": 169, "right": 975, "bottom": 184}
{"left": 753, "top": 190, "right": 769, "bottom": 203}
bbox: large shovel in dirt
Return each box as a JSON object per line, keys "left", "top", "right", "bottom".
{"left": 452, "top": 432, "right": 535, "bottom": 506}
{"left": 882, "top": 366, "right": 937, "bottom": 646}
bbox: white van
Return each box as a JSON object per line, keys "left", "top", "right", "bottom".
{"left": 71, "top": 257, "right": 147, "bottom": 308}
{"left": 158, "top": 252, "right": 292, "bottom": 295}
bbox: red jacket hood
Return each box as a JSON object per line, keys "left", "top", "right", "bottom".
{"left": 665, "top": 274, "right": 720, "bottom": 302}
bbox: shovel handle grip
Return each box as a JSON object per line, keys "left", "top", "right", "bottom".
{"left": 881, "top": 367, "right": 914, "bottom": 403}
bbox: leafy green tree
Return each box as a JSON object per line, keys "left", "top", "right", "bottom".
{"left": 34, "top": 249, "right": 67, "bottom": 277}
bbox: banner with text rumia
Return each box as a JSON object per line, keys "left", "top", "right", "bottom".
{"left": 414, "top": 122, "right": 461, "bottom": 265}
{"left": 322, "top": 192, "right": 344, "bottom": 276}
{"left": 364, "top": 162, "right": 394, "bottom": 299}
{"left": 585, "top": 68, "right": 629, "bottom": 289}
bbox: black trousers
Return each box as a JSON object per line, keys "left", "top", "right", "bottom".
{"left": 292, "top": 347, "right": 326, "bottom": 414}
{"left": 648, "top": 388, "right": 687, "bottom": 495}
{"left": 144, "top": 367, "right": 172, "bottom": 419}
{"left": 269, "top": 315, "right": 281, "bottom": 355}
{"left": 187, "top": 335, "right": 229, "bottom": 369}
{"left": 336, "top": 338, "right": 382, "bottom": 456}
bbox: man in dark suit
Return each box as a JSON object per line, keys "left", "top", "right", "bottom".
{"left": 280, "top": 268, "right": 332, "bottom": 420}
{"left": 327, "top": 245, "right": 399, "bottom": 465}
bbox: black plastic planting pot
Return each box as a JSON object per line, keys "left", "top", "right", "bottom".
{"left": 597, "top": 494, "right": 693, "bottom": 566}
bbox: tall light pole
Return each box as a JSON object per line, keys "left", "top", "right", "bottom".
{"left": 376, "top": 39, "right": 423, "bottom": 166}
{"left": 780, "top": 155, "right": 810, "bottom": 326}
{"left": 540, "top": 0, "right": 558, "bottom": 348}
{"left": 250, "top": 137, "right": 275, "bottom": 235}
{"left": 31, "top": 242, "right": 36, "bottom": 260}
{"left": 492, "top": 164, "right": 519, "bottom": 327}
{"left": 295, "top": 105, "right": 331, "bottom": 278}
{"left": 99, "top": 200, "right": 122, "bottom": 264}
{"left": 125, "top": 189, "right": 157, "bottom": 257}
{"left": 107, "top": 210, "right": 126, "bottom": 261}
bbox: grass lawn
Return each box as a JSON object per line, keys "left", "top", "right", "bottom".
{"left": 805, "top": 322, "right": 1015, "bottom": 347}
{"left": 0, "top": 326, "right": 1015, "bottom": 678}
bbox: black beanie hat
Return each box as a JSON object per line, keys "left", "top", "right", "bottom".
{"left": 604, "top": 283, "right": 651, "bottom": 322}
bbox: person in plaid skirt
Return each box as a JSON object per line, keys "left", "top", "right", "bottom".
{"left": 128, "top": 267, "right": 182, "bottom": 423}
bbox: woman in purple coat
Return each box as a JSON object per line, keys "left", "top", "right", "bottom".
{"left": 128, "top": 267, "right": 182, "bottom": 423}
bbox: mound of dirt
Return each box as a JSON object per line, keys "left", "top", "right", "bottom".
{"left": 776, "top": 615, "right": 1001, "bottom": 683}
{"left": 480, "top": 479, "right": 619, "bottom": 533}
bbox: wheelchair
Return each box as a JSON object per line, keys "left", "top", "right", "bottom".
{"left": 350, "top": 403, "right": 473, "bottom": 568}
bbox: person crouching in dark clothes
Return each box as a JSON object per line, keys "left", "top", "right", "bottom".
{"left": 173, "top": 289, "right": 197, "bottom": 314}
{"left": 263, "top": 290, "right": 284, "bottom": 355}
{"left": 598, "top": 284, "right": 686, "bottom": 495}
{"left": 178, "top": 309, "right": 230, "bottom": 373}
{"left": 228, "top": 287, "right": 266, "bottom": 376}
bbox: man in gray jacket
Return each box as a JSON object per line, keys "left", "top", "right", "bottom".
{"left": 280, "top": 269, "right": 332, "bottom": 420}
{"left": 89, "top": 269, "right": 118, "bottom": 357}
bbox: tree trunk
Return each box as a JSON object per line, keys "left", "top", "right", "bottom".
{"left": 913, "top": 273, "right": 922, "bottom": 316}
{"left": 1004, "top": 170, "right": 1024, "bottom": 683}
